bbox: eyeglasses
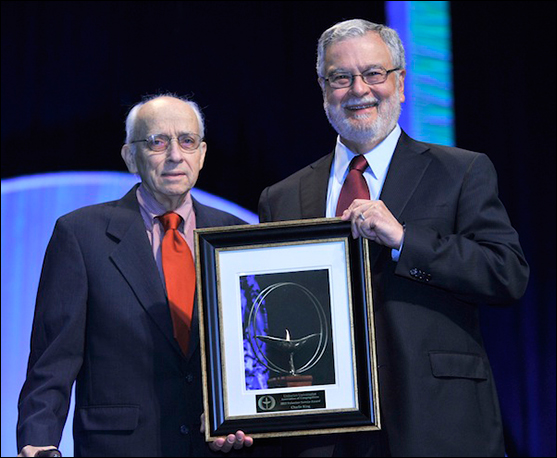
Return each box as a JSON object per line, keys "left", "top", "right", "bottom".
{"left": 130, "top": 133, "right": 203, "bottom": 153}
{"left": 323, "top": 67, "right": 400, "bottom": 89}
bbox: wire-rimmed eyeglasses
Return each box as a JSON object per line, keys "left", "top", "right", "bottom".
{"left": 130, "top": 133, "right": 203, "bottom": 153}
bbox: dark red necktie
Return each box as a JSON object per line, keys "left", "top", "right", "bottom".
{"left": 335, "top": 155, "right": 370, "bottom": 216}
{"left": 158, "top": 212, "right": 195, "bottom": 355}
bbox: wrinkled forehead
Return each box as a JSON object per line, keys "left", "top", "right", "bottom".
{"left": 135, "top": 97, "right": 200, "bottom": 137}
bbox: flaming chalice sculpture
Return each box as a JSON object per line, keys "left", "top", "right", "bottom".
{"left": 246, "top": 282, "right": 329, "bottom": 388}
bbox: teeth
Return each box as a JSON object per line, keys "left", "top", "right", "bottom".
{"left": 347, "top": 103, "right": 376, "bottom": 110}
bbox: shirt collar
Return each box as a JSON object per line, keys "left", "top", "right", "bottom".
{"left": 333, "top": 124, "right": 402, "bottom": 184}
{"left": 136, "top": 184, "right": 193, "bottom": 231}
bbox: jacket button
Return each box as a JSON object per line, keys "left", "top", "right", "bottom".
{"left": 180, "top": 425, "right": 189, "bottom": 435}
{"left": 186, "top": 373, "right": 194, "bottom": 383}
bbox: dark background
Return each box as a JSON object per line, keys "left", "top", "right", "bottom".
{"left": 2, "top": 1, "right": 555, "bottom": 456}
{"left": 1, "top": 0, "right": 384, "bottom": 209}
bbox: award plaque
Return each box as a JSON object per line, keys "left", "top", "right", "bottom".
{"left": 195, "top": 218, "right": 380, "bottom": 440}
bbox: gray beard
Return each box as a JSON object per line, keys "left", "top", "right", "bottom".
{"left": 324, "top": 92, "right": 401, "bottom": 147}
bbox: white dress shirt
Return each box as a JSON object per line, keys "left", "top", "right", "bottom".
{"left": 326, "top": 124, "right": 403, "bottom": 260}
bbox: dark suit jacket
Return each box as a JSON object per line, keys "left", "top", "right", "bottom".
{"left": 17, "top": 185, "right": 246, "bottom": 457}
{"left": 259, "top": 132, "right": 529, "bottom": 457}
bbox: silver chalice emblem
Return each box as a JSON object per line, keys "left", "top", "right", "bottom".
{"left": 246, "top": 282, "right": 329, "bottom": 387}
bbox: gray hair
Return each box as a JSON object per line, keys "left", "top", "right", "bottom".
{"left": 124, "top": 93, "right": 205, "bottom": 145}
{"left": 316, "top": 19, "right": 406, "bottom": 77}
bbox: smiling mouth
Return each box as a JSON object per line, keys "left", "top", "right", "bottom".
{"left": 345, "top": 101, "right": 379, "bottom": 111}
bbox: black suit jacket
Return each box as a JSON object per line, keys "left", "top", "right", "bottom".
{"left": 17, "top": 185, "right": 246, "bottom": 457}
{"left": 259, "top": 132, "right": 529, "bottom": 456}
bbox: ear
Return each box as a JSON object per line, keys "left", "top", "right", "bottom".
{"left": 121, "top": 144, "right": 138, "bottom": 174}
{"left": 198, "top": 141, "right": 207, "bottom": 170}
{"left": 318, "top": 77, "right": 326, "bottom": 92}
{"left": 398, "top": 69, "right": 406, "bottom": 103}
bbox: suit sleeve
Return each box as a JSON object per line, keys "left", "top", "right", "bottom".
{"left": 395, "top": 153, "right": 529, "bottom": 304}
{"left": 258, "top": 187, "right": 272, "bottom": 223}
{"left": 17, "top": 218, "right": 87, "bottom": 451}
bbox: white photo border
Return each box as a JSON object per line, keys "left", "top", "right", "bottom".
{"left": 195, "top": 218, "right": 380, "bottom": 440}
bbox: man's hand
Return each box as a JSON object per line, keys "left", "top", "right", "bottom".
{"left": 200, "top": 413, "right": 254, "bottom": 453}
{"left": 342, "top": 199, "right": 404, "bottom": 249}
{"left": 18, "top": 445, "right": 59, "bottom": 457}
{"left": 207, "top": 431, "right": 253, "bottom": 453}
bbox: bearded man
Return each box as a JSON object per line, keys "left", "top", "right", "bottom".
{"left": 258, "top": 18, "right": 528, "bottom": 457}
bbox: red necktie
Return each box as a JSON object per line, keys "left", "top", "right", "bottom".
{"left": 335, "top": 155, "right": 370, "bottom": 216}
{"left": 158, "top": 212, "right": 195, "bottom": 355}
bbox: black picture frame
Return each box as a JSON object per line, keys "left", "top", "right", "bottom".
{"left": 195, "top": 218, "right": 380, "bottom": 440}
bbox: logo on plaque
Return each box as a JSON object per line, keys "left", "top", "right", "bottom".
{"left": 257, "top": 395, "right": 277, "bottom": 411}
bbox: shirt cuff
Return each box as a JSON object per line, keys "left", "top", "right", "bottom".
{"left": 391, "top": 224, "right": 405, "bottom": 261}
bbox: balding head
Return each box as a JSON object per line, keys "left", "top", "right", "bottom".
{"left": 121, "top": 94, "right": 207, "bottom": 210}
{"left": 125, "top": 94, "right": 205, "bottom": 146}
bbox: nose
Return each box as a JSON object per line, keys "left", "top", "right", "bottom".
{"left": 166, "top": 138, "right": 184, "bottom": 162}
{"left": 350, "top": 75, "right": 370, "bottom": 97}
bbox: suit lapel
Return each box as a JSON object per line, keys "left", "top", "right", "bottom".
{"left": 193, "top": 199, "right": 216, "bottom": 229}
{"left": 106, "top": 190, "right": 236, "bottom": 361}
{"left": 380, "top": 132, "right": 431, "bottom": 219}
{"left": 187, "top": 199, "right": 212, "bottom": 360}
{"left": 187, "top": 198, "right": 233, "bottom": 359}
{"left": 300, "top": 152, "right": 334, "bottom": 218}
{"left": 295, "top": 140, "right": 431, "bottom": 269}
{"left": 299, "top": 134, "right": 431, "bottom": 268}
{"left": 107, "top": 186, "right": 184, "bottom": 358}
{"left": 366, "top": 132, "right": 431, "bottom": 268}
{"left": 296, "top": 137, "right": 430, "bottom": 221}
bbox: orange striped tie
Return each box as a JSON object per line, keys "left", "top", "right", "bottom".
{"left": 158, "top": 212, "right": 195, "bottom": 355}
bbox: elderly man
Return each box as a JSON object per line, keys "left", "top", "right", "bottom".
{"left": 17, "top": 95, "right": 252, "bottom": 456}
{"left": 259, "top": 19, "right": 529, "bottom": 456}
